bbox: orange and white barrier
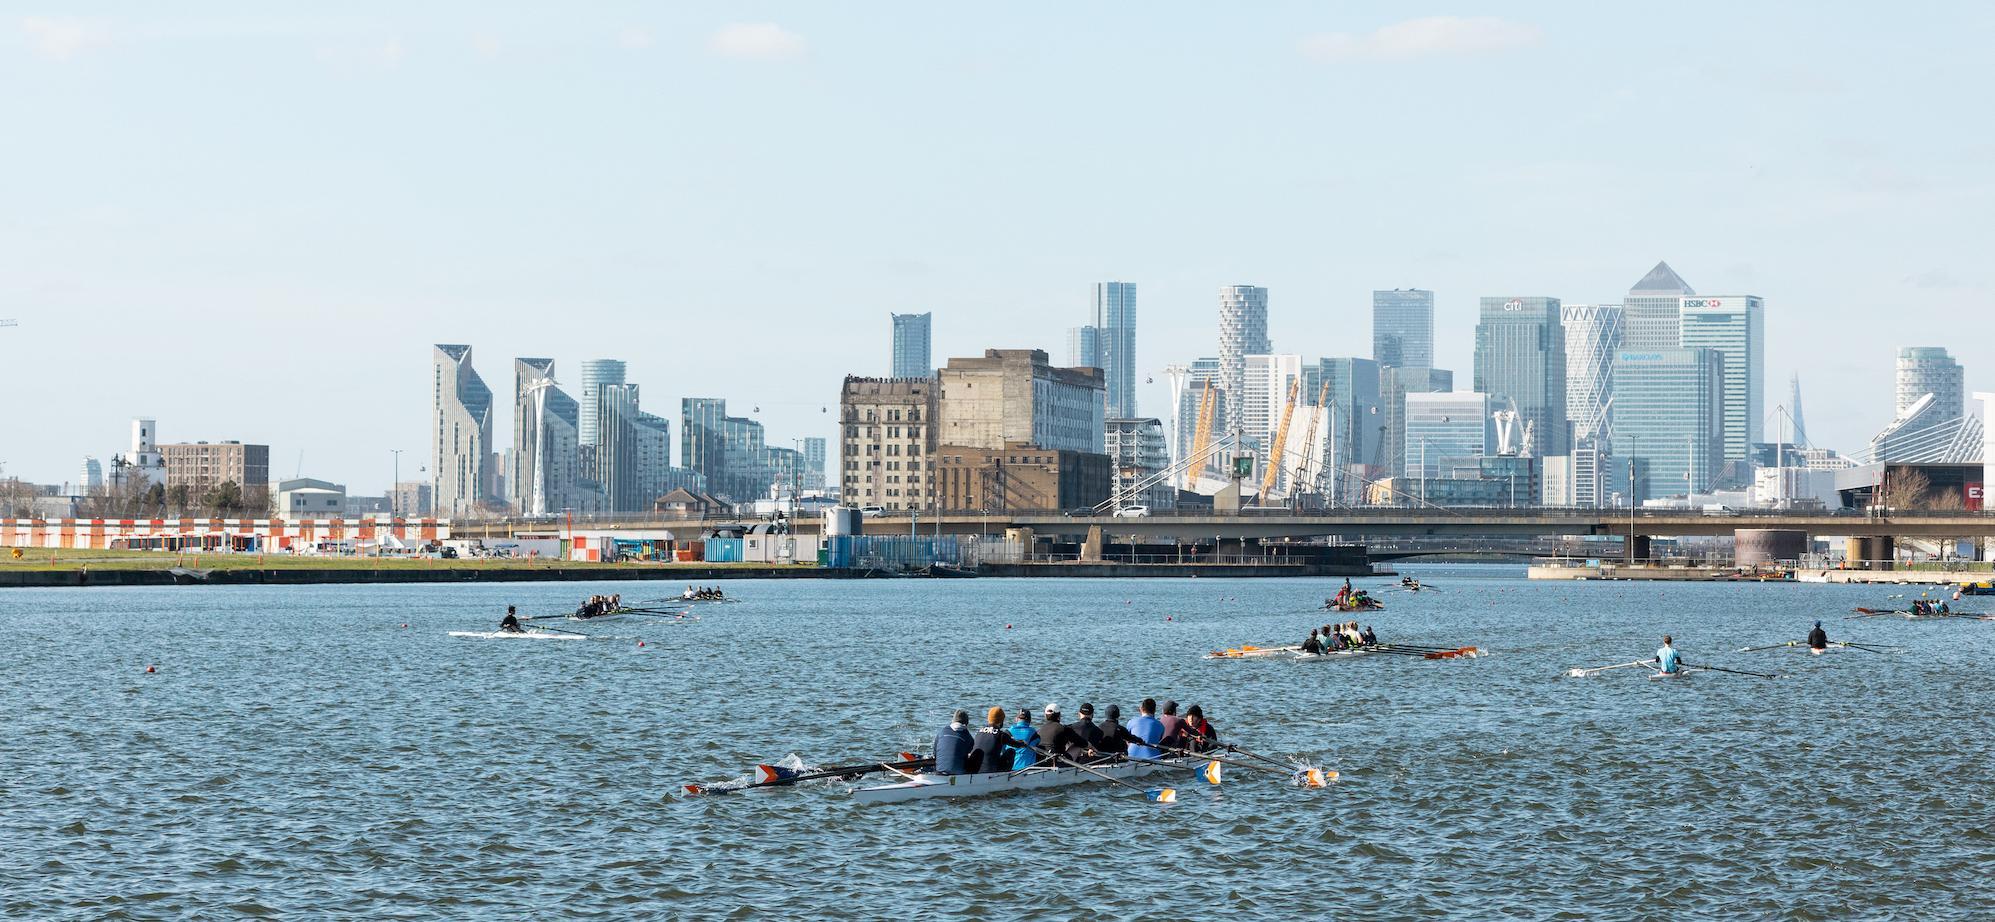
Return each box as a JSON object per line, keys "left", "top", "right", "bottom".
{"left": 0, "top": 518, "right": 451, "bottom": 551}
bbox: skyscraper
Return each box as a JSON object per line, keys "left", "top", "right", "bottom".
{"left": 1679, "top": 295, "right": 1765, "bottom": 469}
{"left": 1624, "top": 261, "right": 1694, "bottom": 350}
{"left": 1300, "top": 357, "right": 1385, "bottom": 480}
{"left": 1561, "top": 304, "right": 1624, "bottom": 441}
{"left": 1218, "top": 285, "right": 1270, "bottom": 434}
{"left": 512, "top": 357, "right": 604, "bottom": 515}
{"left": 891, "top": 313, "right": 932, "bottom": 378}
{"left": 1242, "top": 353, "right": 1304, "bottom": 452}
{"left": 1788, "top": 373, "right": 1809, "bottom": 447}
{"left": 1474, "top": 297, "right": 1568, "bottom": 457}
{"left": 1404, "top": 391, "right": 1492, "bottom": 480}
{"left": 801, "top": 437, "right": 827, "bottom": 491}
{"left": 1895, "top": 346, "right": 1964, "bottom": 419}
{"left": 577, "top": 358, "right": 627, "bottom": 447}
{"left": 1068, "top": 325, "right": 1100, "bottom": 369}
{"left": 1381, "top": 366, "right": 1454, "bottom": 479}
{"left": 1611, "top": 348, "right": 1725, "bottom": 499}
{"left": 432, "top": 344, "right": 495, "bottom": 518}
{"left": 1172, "top": 357, "right": 1225, "bottom": 471}
{"left": 1091, "top": 282, "right": 1138, "bottom": 417}
{"left": 1372, "top": 289, "right": 1434, "bottom": 369}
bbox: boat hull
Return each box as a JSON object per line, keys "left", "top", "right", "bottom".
{"left": 448, "top": 631, "right": 584, "bottom": 641}
{"left": 853, "top": 758, "right": 1195, "bottom": 804}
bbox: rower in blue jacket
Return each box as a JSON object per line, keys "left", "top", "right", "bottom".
{"left": 1007, "top": 709, "right": 1041, "bottom": 771}
{"left": 1126, "top": 697, "right": 1165, "bottom": 760}
{"left": 933, "top": 710, "right": 973, "bottom": 775}
{"left": 1655, "top": 635, "right": 1681, "bottom": 674}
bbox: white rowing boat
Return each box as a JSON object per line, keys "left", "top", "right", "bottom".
{"left": 448, "top": 630, "right": 585, "bottom": 641}
{"left": 1206, "top": 644, "right": 1375, "bottom": 661}
{"left": 852, "top": 757, "right": 1197, "bottom": 804}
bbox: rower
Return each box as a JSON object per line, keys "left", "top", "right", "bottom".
{"left": 1006, "top": 707, "right": 1041, "bottom": 771}
{"left": 1327, "top": 628, "right": 1347, "bottom": 652}
{"left": 1807, "top": 621, "right": 1828, "bottom": 651}
{"left": 933, "top": 710, "right": 973, "bottom": 775}
{"left": 1361, "top": 624, "right": 1378, "bottom": 646}
{"left": 1939, "top": 602, "right": 1951, "bottom": 615}
{"left": 1097, "top": 704, "right": 1134, "bottom": 757}
{"left": 1302, "top": 629, "right": 1324, "bottom": 656}
{"left": 1156, "top": 700, "right": 1184, "bottom": 748}
{"left": 499, "top": 605, "right": 523, "bottom": 634}
{"left": 1180, "top": 704, "right": 1218, "bottom": 753}
{"left": 1036, "top": 704, "right": 1087, "bottom": 764}
{"left": 1126, "top": 698, "right": 1166, "bottom": 761}
{"left": 968, "top": 707, "right": 1010, "bottom": 773}
{"left": 610, "top": 593, "right": 622, "bottom": 612}
{"left": 1656, "top": 635, "right": 1681, "bottom": 675}
{"left": 1070, "top": 702, "right": 1105, "bottom": 755}
{"left": 683, "top": 584, "right": 696, "bottom": 600}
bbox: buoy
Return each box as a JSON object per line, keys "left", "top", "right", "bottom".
{"left": 400, "top": 623, "right": 409, "bottom": 628}
{"left": 637, "top": 640, "right": 646, "bottom": 647}
{"left": 1006, "top": 624, "right": 1013, "bottom": 629}
{"left": 145, "top": 665, "right": 155, "bottom": 674}
{"left": 1166, "top": 615, "right": 1173, "bottom": 621}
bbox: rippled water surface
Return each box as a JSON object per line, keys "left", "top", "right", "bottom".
{"left": 6, "top": 567, "right": 1994, "bottom": 920}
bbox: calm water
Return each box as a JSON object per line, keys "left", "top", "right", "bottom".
{"left": 5, "top": 567, "right": 1993, "bottom": 920}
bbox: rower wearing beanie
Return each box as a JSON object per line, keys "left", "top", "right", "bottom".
{"left": 1180, "top": 704, "right": 1218, "bottom": 753}
{"left": 932, "top": 710, "right": 974, "bottom": 775}
{"left": 1126, "top": 698, "right": 1165, "bottom": 761}
{"left": 1807, "top": 621, "right": 1828, "bottom": 651}
{"left": 1007, "top": 707, "right": 1041, "bottom": 771}
{"left": 1096, "top": 704, "right": 1133, "bottom": 757}
{"left": 1157, "top": 700, "right": 1184, "bottom": 748}
{"left": 969, "top": 707, "right": 1010, "bottom": 773}
{"left": 1070, "top": 703, "right": 1105, "bottom": 754}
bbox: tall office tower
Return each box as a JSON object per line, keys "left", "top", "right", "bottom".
{"left": 1068, "top": 325, "right": 1100, "bottom": 369}
{"left": 1474, "top": 297, "right": 1569, "bottom": 457}
{"left": 629, "top": 410, "right": 673, "bottom": 507}
{"left": 1381, "top": 366, "right": 1454, "bottom": 479}
{"left": 77, "top": 457, "right": 102, "bottom": 495}
{"left": 1788, "top": 373, "right": 1809, "bottom": 446}
{"left": 1611, "top": 349, "right": 1725, "bottom": 500}
{"left": 802, "top": 437, "right": 828, "bottom": 491}
{"left": 1561, "top": 304, "right": 1624, "bottom": 441}
{"left": 1896, "top": 346, "right": 1964, "bottom": 419}
{"left": 577, "top": 359, "right": 627, "bottom": 447}
{"left": 1624, "top": 261, "right": 1694, "bottom": 350}
{"left": 891, "top": 312, "right": 933, "bottom": 378}
{"left": 512, "top": 358, "right": 603, "bottom": 516}
{"left": 1218, "top": 285, "right": 1270, "bottom": 434}
{"left": 592, "top": 383, "right": 644, "bottom": 511}
{"left": 1090, "top": 282, "right": 1139, "bottom": 417}
{"left": 681, "top": 397, "right": 730, "bottom": 496}
{"left": 1404, "top": 391, "right": 1493, "bottom": 480}
{"left": 1679, "top": 295, "right": 1765, "bottom": 468}
{"left": 1242, "top": 353, "right": 1305, "bottom": 451}
{"left": 1300, "top": 357, "right": 1385, "bottom": 480}
{"left": 432, "top": 344, "right": 495, "bottom": 518}
{"left": 1372, "top": 289, "right": 1434, "bottom": 369}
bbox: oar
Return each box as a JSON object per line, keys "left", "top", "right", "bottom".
{"left": 1565, "top": 659, "right": 1656, "bottom": 678}
{"left": 1015, "top": 741, "right": 1177, "bottom": 802}
{"left": 1738, "top": 641, "right": 1800, "bottom": 653}
{"left": 1837, "top": 641, "right": 1898, "bottom": 652}
{"left": 1828, "top": 642, "right": 1883, "bottom": 654}
{"left": 684, "top": 755, "right": 931, "bottom": 796}
{"left": 1205, "top": 741, "right": 1327, "bottom": 784}
{"left": 1680, "top": 661, "right": 1778, "bottom": 679}
{"left": 518, "top": 624, "right": 586, "bottom": 636}
{"left": 1160, "top": 745, "right": 1333, "bottom": 785}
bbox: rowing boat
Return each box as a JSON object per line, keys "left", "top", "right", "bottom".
{"left": 852, "top": 756, "right": 1197, "bottom": 804}
{"left": 1205, "top": 645, "right": 1374, "bottom": 661}
{"left": 448, "top": 630, "right": 585, "bottom": 641}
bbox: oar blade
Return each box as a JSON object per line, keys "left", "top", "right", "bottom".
{"left": 1297, "top": 767, "right": 1334, "bottom": 788}
{"left": 1202, "top": 761, "right": 1223, "bottom": 785}
{"left": 755, "top": 764, "right": 797, "bottom": 785}
{"left": 1147, "top": 787, "right": 1177, "bottom": 803}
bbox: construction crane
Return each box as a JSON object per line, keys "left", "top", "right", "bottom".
{"left": 1290, "top": 380, "right": 1331, "bottom": 498}
{"left": 1185, "top": 379, "right": 1217, "bottom": 490}
{"left": 1260, "top": 377, "right": 1302, "bottom": 498}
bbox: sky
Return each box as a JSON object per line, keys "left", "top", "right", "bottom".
{"left": 3, "top": 2, "right": 1992, "bottom": 491}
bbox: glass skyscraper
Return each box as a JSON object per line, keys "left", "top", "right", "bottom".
{"left": 1561, "top": 304, "right": 1624, "bottom": 441}
{"left": 577, "top": 358, "right": 627, "bottom": 447}
{"left": 1678, "top": 295, "right": 1764, "bottom": 469}
{"left": 1381, "top": 366, "right": 1454, "bottom": 479}
{"left": 890, "top": 313, "right": 932, "bottom": 378}
{"left": 1474, "top": 296, "right": 1568, "bottom": 457}
{"left": 1091, "top": 282, "right": 1138, "bottom": 418}
{"left": 1301, "top": 357, "right": 1385, "bottom": 477}
{"left": 1218, "top": 285, "right": 1270, "bottom": 436}
{"left": 1068, "top": 324, "right": 1100, "bottom": 369}
{"left": 1611, "top": 349, "right": 1725, "bottom": 500}
{"left": 1404, "top": 391, "right": 1492, "bottom": 480}
{"left": 1895, "top": 346, "right": 1964, "bottom": 419}
{"left": 1624, "top": 261, "right": 1694, "bottom": 351}
{"left": 1372, "top": 289, "right": 1434, "bottom": 369}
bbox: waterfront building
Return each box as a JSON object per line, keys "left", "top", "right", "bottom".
{"left": 433, "top": 344, "right": 495, "bottom": 518}
{"left": 937, "top": 349, "right": 1105, "bottom": 455}
{"left": 1372, "top": 289, "right": 1434, "bottom": 369}
{"left": 1105, "top": 417, "right": 1173, "bottom": 512}
{"left": 1380, "top": 367, "right": 1454, "bottom": 481}
{"left": 1623, "top": 261, "right": 1694, "bottom": 351}
{"left": 1403, "top": 391, "right": 1492, "bottom": 481}
{"left": 839, "top": 376, "right": 940, "bottom": 512}
{"left": 512, "top": 358, "right": 606, "bottom": 516}
{"left": 1543, "top": 437, "right": 1630, "bottom": 507}
{"left": 1868, "top": 393, "right": 1985, "bottom": 464}
{"left": 1218, "top": 285, "right": 1271, "bottom": 434}
{"left": 935, "top": 442, "right": 1110, "bottom": 513}
{"left": 1679, "top": 295, "right": 1765, "bottom": 471}
{"left": 891, "top": 312, "right": 933, "bottom": 378}
{"left": 161, "top": 440, "right": 272, "bottom": 507}
{"left": 275, "top": 478, "right": 346, "bottom": 518}
{"left": 577, "top": 359, "right": 627, "bottom": 448}
{"left": 1474, "top": 296, "right": 1568, "bottom": 457}
{"left": 1561, "top": 304, "right": 1623, "bottom": 441}
{"left": 1610, "top": 349, "right": 1725, "bottom": 500}
{"left": 1090, "top": 282, "right": 1139, "bottom": 418}
{"left": 1896, "top": 346, "right": 1964, "bottom": 419}
{"left": 1300, "top": 357, "right": 1385, "bottom": 489}
{"left": 391, "top": 481, "right": 433, "bottom": 517}
{"left": 109, "top": 417, "right": 166, "bottom": 491}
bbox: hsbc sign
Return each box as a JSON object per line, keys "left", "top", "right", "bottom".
{"left": 1682, "top": 298, "right": 1723, "bottom": 308}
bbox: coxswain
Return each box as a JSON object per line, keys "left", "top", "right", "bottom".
{"left": 1656, "top": 635, "right": 1681, "bottom": 675}
{"left": 1126, "top": 698, "right": 1166, "bottom": 761}
{"left": 1007, "top": 707, "right": 1041, "bottom": 771}
{"left": 933, "top": 710, "right": 973, "bottom": 775}
{"left": 968, "top": 707, "right": 1011, "bottom": 773}
{"left": 1036, "top": 704, "right": 1087, "bottom": 764}
{"left": 1362, "top": 624, "right": 1378, "bottom": 646}
{"left": 1807, "top": 621, "right": 1828, "bottom": 651}
{"left": 1302, "top": 629, "right": 1324, "bottom": 656}
{"left": 1070, "top": 703, "right": 1105, "bottom": 755}
{"left": 1180, "top": 704, "right": 1219, "bottom": 753}
{"left": 1097, "top": 704, "right": 1134, "bottom": 757}
{"left": 499, "top": 605, "right": 523, "bottom": 634}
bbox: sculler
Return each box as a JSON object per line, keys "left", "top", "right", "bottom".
{"left": 1096, "top": 704, "right": 1134, "bottom": 757}
{"left": 499, "top": 605, "right": 523, "bottom": 634}
{"left": 1157, "top": 700, "right": 1184, "bottom": 748}
{"left": 1362, "top": 624, "right": 1378, "bottom": 646}
{"left": 933, "top": 710, "right": 973, "bottom": 775}
{"left": 1656, "top": 635, "right": 1681, "bottom": 675}
{"left": 1807, "top": 621, "right": 1828, "bottom": 651}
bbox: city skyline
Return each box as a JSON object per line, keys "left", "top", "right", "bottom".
{"left": 4, "top": 5, "right": 1993, "bottom": 488}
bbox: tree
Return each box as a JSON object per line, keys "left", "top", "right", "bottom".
{"left": 1876, "top": 468, "right": 1933, "bottom": 511}
{"left": 204, "top": 480, "right": 245, "bottom": 516}
{"left": 165, "top": 484, "right": 191, "bottom": 516}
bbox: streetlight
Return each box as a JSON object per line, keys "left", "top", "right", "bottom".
{"left": 390, "top": 449, "right": 404, "bottom": 518}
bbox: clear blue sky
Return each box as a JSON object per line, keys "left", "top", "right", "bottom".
{"left": 4, "top": 3, "right": 1991, "bottom": 490}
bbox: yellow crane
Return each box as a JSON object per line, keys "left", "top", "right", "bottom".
{"left": 1185, "top": 379, "right": 1216, "bottom": 490}
{"left": 1260, "top": 377, "right": 1302, "bottom": 498}
{"left": 1289, "top": 380, "right": 1331, "bottom": 497}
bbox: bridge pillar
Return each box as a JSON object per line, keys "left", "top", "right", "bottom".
{"left": 1080, "top": 526, "right": 1104, "bottom": 563}
{"left": 1848, "top": 536, "right": 1895, "bottom": 569}
{"left": 1628, "top": 534, "right": 1651, "bottom": 562}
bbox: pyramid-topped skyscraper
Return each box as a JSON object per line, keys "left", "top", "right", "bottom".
{"left": 1624, "top": 260, "right": 1694, "bottom": 350}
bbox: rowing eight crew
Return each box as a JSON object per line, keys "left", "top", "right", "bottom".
{"left": 1910, "top": 599, "right": 1952, "bottom": 616}
{"left": 682, "top": 585, "right": 727, "bottom": 601}
{"left": 929, "top": 698, "right": 1221, "bottom": 776}
{"left": 576, "top": 594, "right": 622, "bottom": 619}
{"left": 1301, "top": 621, "right": 1377, "bottom": 655}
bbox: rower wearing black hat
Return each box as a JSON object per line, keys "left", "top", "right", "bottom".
{"left": 933, "top": 710, "right": 974, "bottom": 775}
{"left": 1807, "top": 621, "right": 1828, "bottom": 651}
{"left": 499, "top": 605, "right": 523, "bottom": 634}
{"left": 1096, "top": 704, "right": 1135, "bottom": 757}
{"left": 1180, "top": 704, "right": 1219, "bottom": 753}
